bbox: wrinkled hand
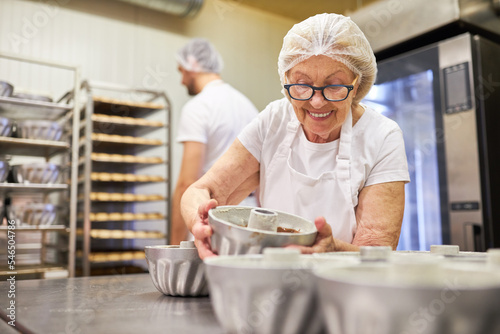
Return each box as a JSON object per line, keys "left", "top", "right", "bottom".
{"left": 286, "top": 216, "right": 336, "bottom": 254}
{"left": 192, "top": 199, "right": 218, "bottom": 259}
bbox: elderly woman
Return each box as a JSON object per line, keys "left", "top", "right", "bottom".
{"left": 181, "top": 13, "right": 410, "bottom": 258}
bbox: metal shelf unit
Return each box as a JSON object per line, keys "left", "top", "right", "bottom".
{"left": 77, "top": 81, "right": 171, "bottom": 276}
{"left": 0, "top": 51, "right": 80, "bottom": 279}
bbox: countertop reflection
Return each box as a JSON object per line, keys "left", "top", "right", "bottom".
{"left": 0, "top": 273, "right": 223, "bottom": 334}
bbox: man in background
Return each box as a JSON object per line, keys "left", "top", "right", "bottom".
{"left": 171, "top": 38, "right": 259, "bottom": 244}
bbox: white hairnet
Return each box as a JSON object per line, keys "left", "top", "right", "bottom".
{"left": 278, "top": 13, "right": 377, "bottom": 103}
{"left": 176, "top": 38, "right": 224, "bottom": 73}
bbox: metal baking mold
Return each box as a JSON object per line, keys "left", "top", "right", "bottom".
{"left": 204, "top": 248, "right": 335, "bottom": 334}
{"left": 0, "top": 116, "right": 14, "bottom": 137}
{"left": 145, "top": 241, "right": 209, "bottom": 297}
{"left": 17, "top": 120, "right": 62, "bottom": 141}
{"left": 0, "top": 81, "right": 13, "bottom": 97}
{"left": 208, "top": 206, "right": 317, "bottom": 255}
{"left": 12, "top": 163, "right": 61, "bottom": 184}
{"left": 0, "top": 159, "right": 9, "bottom": 183}
{"left": 314, "top": 256, "right": 500, "bottom": 334}
{"left": 8, "top": 203, "right": 57, "bottom": 226}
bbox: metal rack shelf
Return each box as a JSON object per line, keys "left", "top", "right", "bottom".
{"left": 78, "top": 173, "right": 165, "bottom": 183}
{"left": 0, "top": 225, "right": 68, "bottom": 232}
{"left": 92, "top": 96, "right": 164, "bottom": 118}
{"left": 0, "top": 136, "right": 69, "bottom": 157}
{"left": 0, "top": 96, "right": 72, "bottom": 120}
{"left": 78, "top": 155, "right": 164, "bottom": 165}
{"left": 91, "top": 114, "right": 164, "bottom": 129}
{"left": 77, "top": 229, "right": 165, "bottom": 239}
{"left": 78, "top": 135, "right": 163, "bottom": 149}
{"left": 0, "top": 183, "right": 68, "bottom": 193}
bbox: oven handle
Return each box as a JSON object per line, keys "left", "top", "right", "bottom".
{"left": 463, "top": 222, "right": 484, "bottom": 252}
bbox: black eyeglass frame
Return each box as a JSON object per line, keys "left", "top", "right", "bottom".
{"left": 283, "top": 83, "right": 355, "bottom": 102}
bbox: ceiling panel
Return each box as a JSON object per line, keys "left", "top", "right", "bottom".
{"left": 230, "top": 0, "right": 381, "bottom": 22}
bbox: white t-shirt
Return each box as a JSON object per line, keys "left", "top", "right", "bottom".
{"left": 177, "top": 80, "right": 259, "bottom": 174}
{"left": 238, "top": 98, "right": 410, "bottom": 205}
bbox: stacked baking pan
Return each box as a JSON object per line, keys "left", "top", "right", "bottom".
{"left": 145, "top": 206, "right": 500, "bottom": 334}
{"left": 1, "top": 80, "right": 53, "bottom": 102}
{"left": 17, "top": 120, "right": 62, "bottom": 141}
{"left": 206, "top": 245, "right": 500, "bottom": 334}
{"left": 6, "top": 191, "right": 58, "bottom": 227}
{"left": 145, "top": 206, "right": 317, "bottom": 299}
{"left": 4, "top": 162, "right": 61, "bottom": 227}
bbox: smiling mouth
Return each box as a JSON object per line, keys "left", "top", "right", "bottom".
{"left": 307, "top": 110, "right": 333, "bottom": 118}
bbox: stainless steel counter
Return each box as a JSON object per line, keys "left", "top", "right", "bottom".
{"left": 0, "top": 274, "right": 224, "bottom": 334}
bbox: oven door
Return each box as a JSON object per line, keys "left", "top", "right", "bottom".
{"left": 363, "top": 33, "right": 484, "bottom": 251}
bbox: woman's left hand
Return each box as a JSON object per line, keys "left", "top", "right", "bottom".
{"left": 287, "top": 216, "right": 336, "bottom": 253}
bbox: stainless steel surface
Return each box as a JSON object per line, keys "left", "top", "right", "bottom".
{"left": 208, "top": 206, "right": 317, "bottom": 255}
{"left": 351, "top": 0, "right": 460, "bottom": 52}
{"left": 314, "top": 259, "right": 500, "bottom": 334}
{"left": 0, "top": 116, "right": 13, "bottom": 137}
{"left": 0, "top": 316, "right": 19, "bottom": 334}
{"left": 351, "top": 0, "right": 500, "bottom": 53}
{"left": 0, "top": 225, "right": 67, "bottom": 231}
{"left": 204, "top": 249, "right": 327, "bottom": 334}
{"left": 12, "top": 163, "right": 61, "bottom": 184}
{"left": 0, "top": 81, "right": 13, "bottom": 97}
{"left": 0, "top": 274, "right": 222, "bottom": 334}
{"left": 68, "top": 63, "right": 81, "bottom": 279}
{"left": 0, "top": 183, "right": 68, "bottom": 194}
{"left": 0, "top": 133, "right": 69, "bottom": 157}
{"left": 17, "top": 120, "right": 62, "bottom": 141}
{"left": 114, "top": 0, "right": 203, "bottom": 17}
{"left": 439, "top": 34, "right": 484, "bottom": 251}
{"left": 0, "top": 96, "right": 72, "bottom": 121}
{"left": 12, "top": 92, "right": 53, "bottom": 102}
{"left": 145, "top": 243, "right": 208, "bottom": 296}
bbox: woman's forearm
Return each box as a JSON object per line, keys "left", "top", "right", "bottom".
{"left": 335, "top": 239, "right": 361, "bottom": 251}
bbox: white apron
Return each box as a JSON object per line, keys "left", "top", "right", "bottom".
{"left": 261, "top": 110, "right": 357, "bottom": 243}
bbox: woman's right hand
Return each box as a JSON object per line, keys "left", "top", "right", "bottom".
{"left": 286, "top": 217, "right": 336, "bottom": 253}
{"left": 192, "top": 199, "right": 218, "bottom": 259}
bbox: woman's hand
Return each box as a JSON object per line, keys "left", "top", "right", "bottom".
{"left": 287, "top": 216, "right": 336, "bottom": 253}
{"left": 192, "top": 199, "right": 218, "bottom": 259}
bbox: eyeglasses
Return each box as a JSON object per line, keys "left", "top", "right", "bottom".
{"left": 284, "top": 77, "right": 358, "bottom": 102}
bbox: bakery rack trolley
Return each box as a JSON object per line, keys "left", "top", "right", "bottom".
{"left": 78, "top": 81, "right": 171, "bottom": 276}
{"left": 0, "top": 51, "right": 80, "bottom": 279}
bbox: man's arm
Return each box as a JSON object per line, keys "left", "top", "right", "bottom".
{"left": 170, "top": 141, "right": 206, "bottom": 245}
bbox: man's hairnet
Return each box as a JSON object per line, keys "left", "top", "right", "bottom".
{"left": 177, "top": 38, "right": 224, "bottom": 74}
{"left": 278, "top": 13, "right": 377, "bottom": 103}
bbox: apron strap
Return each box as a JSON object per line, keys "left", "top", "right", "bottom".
{"left": 336, "top": 108, "right": 353, "bottom": 181}
{"left": 337, "top": 108, "right": 353, "bottom": 161}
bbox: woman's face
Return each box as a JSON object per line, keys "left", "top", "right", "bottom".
{"left": 286, "top": 55, "right": 358, "bottom": 143}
